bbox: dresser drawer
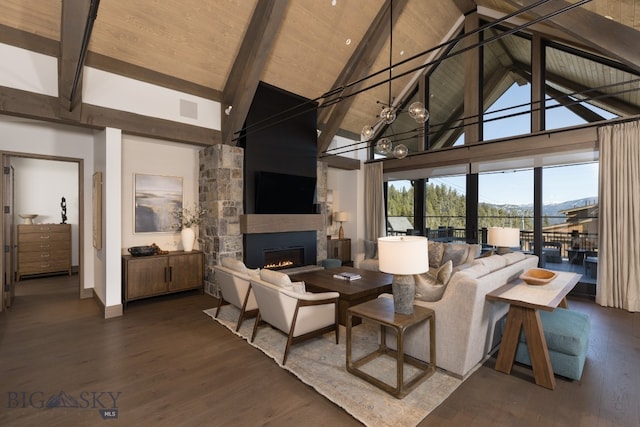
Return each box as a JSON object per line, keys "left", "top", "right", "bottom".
{"left": 18, "top": 260, "right": 71, "bottom": 275}
{"left": 18, "top": 250, "right": 70, "bottom": 263}
{"left": 19, "top": 241, "right": 71, "bottom": 253}
{"left": 18, "top": 231, "right": 70, "bottom": 244}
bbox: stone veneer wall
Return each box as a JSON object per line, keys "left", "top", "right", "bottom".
{"left": 198, "top": 143, "right": 329, "bottom": 296}
{"left": 199, "top": 144, "right": 244, "bottom": 297}
{"left": 316, "top": 161, "right": 329, "bottom": 261}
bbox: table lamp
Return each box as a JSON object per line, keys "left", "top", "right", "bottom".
{"left": 487, "top": 227, "right": 520, "bottom": 255}
{"left": 377, "top": 236, "right": 429, "bottom": 314}
{"left": 334, "top": 211, "right": 349, "bottom": 239}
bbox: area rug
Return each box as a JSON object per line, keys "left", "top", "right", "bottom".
{"left": 204, "top": 305, "right": 462, "bottom": 427}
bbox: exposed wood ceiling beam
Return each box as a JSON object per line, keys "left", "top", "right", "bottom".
{"left": 320, "top": 155, "right": 361, "bottom": 170}
{"left": 452, "top": 0, "right": 478, "bottom": 15}
{"left": 59, "top": 0, "right": 98, "bottom": 116}
{"left": 0, "top": 24, "right": 59, "bottom": 57}
{"left": 0, "top": 85, "right": 217, "bottom": 146}
{"left": 506, "top": 0, "right": 640, "bottom": 73}
{"left": 317, "top": 0, "right": 409, "bottom": 154}
{"left": 543, "top": 70, "right": 640, "bottom": 117}
{"left": 222, "top": 0, "right": 289, "bottom": 146}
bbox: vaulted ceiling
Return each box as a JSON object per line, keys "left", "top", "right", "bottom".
{"left": 0, "top": 0, "right": 639, "bottom": 153}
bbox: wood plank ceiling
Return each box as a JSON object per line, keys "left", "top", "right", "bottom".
{"left": 0, "top": 0, "right": 639, "bottom": 153}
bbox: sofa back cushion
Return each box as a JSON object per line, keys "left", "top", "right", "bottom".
{"left": 473, "top": 254, "right": 507, "bottom": 272}
{"left": 441, "top": 243, "right": 471, "bottom": 267}
{"left": 428, "top": 241, "right": 445, "bottom": 268}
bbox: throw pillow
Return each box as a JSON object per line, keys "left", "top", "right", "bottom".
{"left": 414, "top": 260, "right": 453, "bottom": 302}
{"left": 260, "top": 268, "right": 292, "bottom": 287}
{"left": 428, "top": 241, "right": 445, "bottom": 268}
{"left": 290, "top": 281, "right": 306, "bottom": 294}
{"left": 221, "top": 257, "right": 248, "bottom": 274}
{"left": 441, "top": 243, "right": 470, "bottom": 267}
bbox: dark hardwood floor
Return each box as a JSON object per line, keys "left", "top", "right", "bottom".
{"left": 1, "top": 275, "right": 638, "bottom": 426}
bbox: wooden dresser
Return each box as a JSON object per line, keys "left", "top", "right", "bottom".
{"left": 17, "top": 224, "right": 72, "bottom": 280}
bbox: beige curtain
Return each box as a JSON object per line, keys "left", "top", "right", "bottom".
{"left": 364, "top": 162, "right": 386, "bottom": 241}
{"left": 596, "top": 120, "right": 640, "bottom": 312}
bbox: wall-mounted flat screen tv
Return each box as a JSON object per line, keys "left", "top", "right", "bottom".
{"left": 255, "top": 171, "right": 316, "bottom": 214}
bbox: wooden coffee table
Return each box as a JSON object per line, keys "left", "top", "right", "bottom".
{"left": 291, "top": 266, "right": 393, "bottom": 325}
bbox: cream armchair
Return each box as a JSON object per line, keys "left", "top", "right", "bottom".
{"left": 250, "top": 270, "right": 340, "bottom": 365}
{"left": 213, "top": 260, "right": 259, "bottom": 332}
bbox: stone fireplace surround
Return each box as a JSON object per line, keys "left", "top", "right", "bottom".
{"left": 198, "top": 144, "right": 329, "bottom": 297}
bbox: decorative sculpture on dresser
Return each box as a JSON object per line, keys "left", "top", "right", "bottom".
{"left": 60, "top": 197, "right": 67, "bottom": 224}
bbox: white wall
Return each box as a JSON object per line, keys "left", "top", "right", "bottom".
{"left": 10, "top": 157, "right": 80, "bottom": 266}
{"left": 0, "top": 43, "right": 57, "bottom": 96}
{"left": 121, "top": 135, "right": 202, "bottom": 252}
{"left": 0, "top": 116, "right": 95, "bottom": 292}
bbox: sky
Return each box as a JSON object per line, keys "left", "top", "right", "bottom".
{"left": 390, "top": 83, "right": 611, "bottom": 205}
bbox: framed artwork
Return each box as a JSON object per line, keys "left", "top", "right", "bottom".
{"left": 92, "top": 172, "right": 102, "bottom": 249}
{"left": 134, "top": 174, "right": 183, "bottom": 233}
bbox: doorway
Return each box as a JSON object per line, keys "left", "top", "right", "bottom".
{"left": 1, "top": 153, "right": 83, "bottom": 311}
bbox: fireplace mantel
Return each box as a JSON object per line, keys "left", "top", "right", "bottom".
{"left": 240, "top": 214, "right": 323, "bottom": 234}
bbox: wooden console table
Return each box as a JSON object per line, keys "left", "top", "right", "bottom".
{"left": 486, "top": 271, "right": 581, "bottom": 389}
{"left": 122, "top": 251, "right": 203, "bottom": 308}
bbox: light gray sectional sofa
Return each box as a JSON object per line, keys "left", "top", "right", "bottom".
{"left": 364, "top": 240, "right": 539, "bottom": 379}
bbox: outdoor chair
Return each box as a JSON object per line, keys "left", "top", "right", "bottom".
{"left": 542, "top": 241, "right": 563, "bottom": 263}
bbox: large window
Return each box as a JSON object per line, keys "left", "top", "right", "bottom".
{"left": 425, "top": 176, "right": 466, "bottom": 240}
{"left": 386, "top": 180, "right": 414, "bottom": 234}
{"left": 478, "top": 169, "right": 533, "bottom": 249}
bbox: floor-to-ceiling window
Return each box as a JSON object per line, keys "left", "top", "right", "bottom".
{"left": 425, "top": 175, "right": 466, "bottom": 241}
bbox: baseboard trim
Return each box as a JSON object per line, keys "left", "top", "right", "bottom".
{"left": 93, "top": 292, "right": 123, "bottom": 319}
{"left": 80, "top": 287, "right": 94, "bottom": 299}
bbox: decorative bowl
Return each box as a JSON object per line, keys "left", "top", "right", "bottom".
{"left": 520, "top": 268, "right": 558, "bottom": 286}
{"left": 19, "top": 214, "right": 38, "bottom": 224}
{"left": 128, "top": 246, "right": 157, "bottom": 257}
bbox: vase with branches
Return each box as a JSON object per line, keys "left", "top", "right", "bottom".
{"left": 172, "top": 204, "right": 206, "bottom": 252}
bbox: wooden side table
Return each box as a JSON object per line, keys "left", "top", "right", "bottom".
{"left": 346, "top": 298, "right": 436, "bottom": 398}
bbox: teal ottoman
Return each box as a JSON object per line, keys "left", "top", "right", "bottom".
{"left": 510, "top": 308, "right": 590, "bottom": 381}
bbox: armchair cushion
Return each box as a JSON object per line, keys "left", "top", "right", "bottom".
{"left": 260, "top": 268, "right": 292, "bottom": 286}
{"left": 415, "top": 260, "right": 453, "bottom": 302}
{"left": 221, "top": 257, "right": 248, "bottom": 274}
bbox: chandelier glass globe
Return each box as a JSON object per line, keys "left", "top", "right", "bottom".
{"left": 408, "top": 101, "right": 429, "bottom": 123}
{"left": 393, "top": 144, "right": 408, "bottom": 159}
{"left": 379, "top": 106, "right": 396, "bottom": 125}
{"left": 375, "top": 138, "right": 392, "bottom": 155}
{"left": 361, "top": 125, "right": 375, "bottom": 140}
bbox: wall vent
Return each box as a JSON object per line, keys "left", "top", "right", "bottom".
{"left": 179, "top": 99, "right": 198, "bottom": 119}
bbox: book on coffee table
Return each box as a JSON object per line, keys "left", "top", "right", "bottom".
{"left": 333, "top": 272, "right": 361, "bottom": 281}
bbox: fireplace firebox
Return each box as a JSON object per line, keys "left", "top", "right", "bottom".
{"left": 244, "top": 231, "right": 317, "bottom": 270}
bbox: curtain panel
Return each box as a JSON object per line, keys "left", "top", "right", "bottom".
{"left": 596, "top": 120, "right": 640, "bottom": 312}
{"left": 364, "top": 162, "right": 386, "bottom": 241}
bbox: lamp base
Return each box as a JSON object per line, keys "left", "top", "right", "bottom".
{"left": 496, "top": 246, "right": 511, "bottom": 255}
{"left": 392, "top": 274, "right": 415, "bottom": 314}
{"left": 338, "top": 224, "right": 344, "bottom": 239}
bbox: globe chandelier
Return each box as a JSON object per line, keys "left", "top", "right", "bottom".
{"left": 361, "top": 0, "right": 429, "bottom": 159}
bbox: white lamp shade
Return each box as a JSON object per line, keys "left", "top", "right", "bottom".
{"left": 487, "top": 227, "right": 520, "bottom": 247}
{"left": 334, "top": 211, "right": 349, "bottom": 222}
{"left": 377, "top": 236, "right": 429, "bottom": 275}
